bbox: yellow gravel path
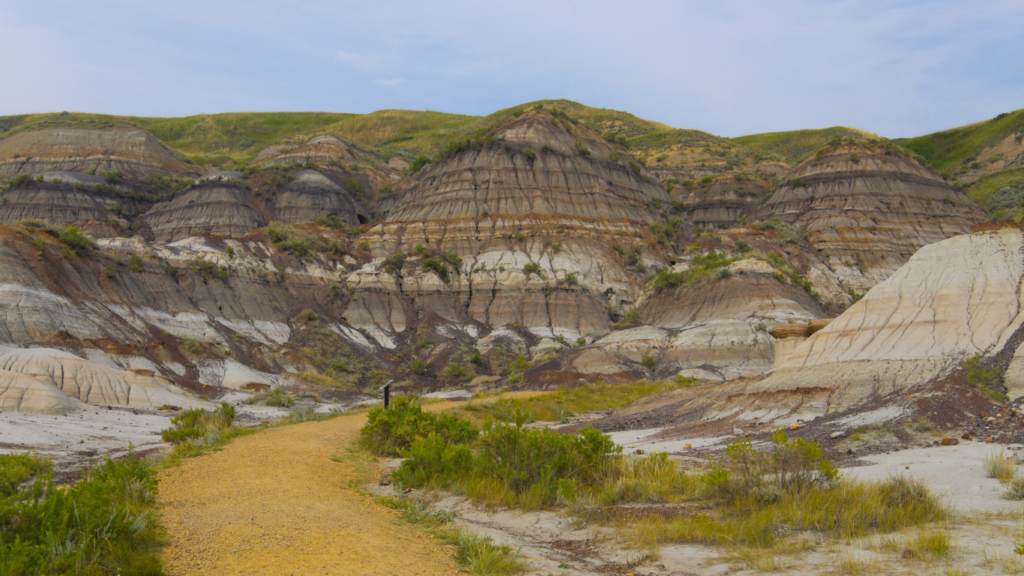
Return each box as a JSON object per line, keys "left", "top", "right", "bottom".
{"left": 157, "top": 412, "right": 458, "bottom": 576}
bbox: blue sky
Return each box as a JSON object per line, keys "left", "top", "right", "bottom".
{"left": 1, "top": 0, "right": 1022, "bottom": 138}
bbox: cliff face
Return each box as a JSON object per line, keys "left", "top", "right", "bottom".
{"left": 352, "top": 112, "right": 672, "bottom": 345}
{"left": 0, "top": 128, "right": 197, "bottom": 179}
{"left": 757, "top": 144, "right": 988, "bottom": 289}
{"left": 669, "top": 174, "right": 772, "bottom": 228}
{"left": 141, "top": 180, "right": 264, "bottom": 242}
{"left": 273, "top": 170, "right": 370, "bottom": 225}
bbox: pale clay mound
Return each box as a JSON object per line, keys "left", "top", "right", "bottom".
{"left": 0, "top": 347, "right": 206, "bottom": 413}
{"left": 637, "top": 225, "right": 1024, "bottom": 424}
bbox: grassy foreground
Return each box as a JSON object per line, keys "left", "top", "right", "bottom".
{"left": 0, "top": 451, "right": 164, "bottom": 576}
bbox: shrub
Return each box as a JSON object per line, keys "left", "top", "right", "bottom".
{"left": 556, "top": 272, "right": 578, "bottom": 286}
{"left": 641, "top": 355, "right": 656, "bottom": 371}
{"left": 574, "top": 141, "right": 591, "bottom": 156}
{"left": 444, "top": 363, "right": 471, "bottom": 381}
{"left": 314, "top": 214, "right": 345, "bottom": 228}
{"left": 360, "top": 396, "right": 478, "bottom": 457}
{"left": 613, "top": 307, "right": 642, "bottom": 329}
{"left": 58, "top": 225, "right": 93, "bottom": 253}
{"left": 985, "top": 451, "right": 1017, "bottom": 482}
{"left": 1005, "top": 476, "right": 1024, "bottom": 500}
{"left": 735, "top": 240, "right": 751, "bottom": 253}
{"left": 421, "top": 258, "right": 450, "bottom": 283}
{"left": 522, "top": 262, "right": 542, "bottom": 276}
{"left": 704, "top": 430, "right": 837, "bottom": 502}
{"left": 414, "top": 243, "right": 428, "bottom": 256}
{"left": 576, "top": 337, "right": 587, "bottom": 346}
{"left": 441, "top": 250, "right": 463, "bottom": 272}
{"left": 267, "top": 223, "right": 316, "bottom": 259}
{"left": 161, "top": 402, "right": 236, "bottom": 444}
{"left": 188, "top": 257, "right": 229, "bottom": 281}
{"left": 382, "top": 252, "right": 407, "bottom": 275}
{"left": 245, "top": 387, "right": 295, "bottom": 407}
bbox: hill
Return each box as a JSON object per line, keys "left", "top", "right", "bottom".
{"left": 730, "top": 126, "right": 878, "bottom": 164}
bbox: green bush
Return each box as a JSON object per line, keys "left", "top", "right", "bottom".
{"left": 421, "top": 258, "right": 450, "bottom": 283}
{"left": 522, "top": 262, "right": 542, "bottom": 276}
{"left": 58, "top": 225, "right": 93, "bottom": 254}
{"left": 161, "top": 402, "right": 236, "bottom": 444}
{"left": 128, "top": 253, "right": 144, "bottom": 272}
{"left": 395, "top": 420, "right": 621, "bottom": 508}
{"left": 0, "top": 450, "right": 164, "bottom": 575}
{"left": 704, "top": 430, "right": 837, "bottom": 503}
{"left": 382, "top": 253, "right": 407, "bottom": 275}
{"left": 359, "top": 396, "right": 478, "bottom": 457}
{"left": 187, "top": 257, "right": 229, "bottom": 281}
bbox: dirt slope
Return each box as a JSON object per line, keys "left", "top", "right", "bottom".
{"left": 157, "top": 412, "right": 458, "bottom": 576}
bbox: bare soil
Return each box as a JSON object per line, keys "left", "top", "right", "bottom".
{"left": 157, "top": 412, "right": 459, "bottom": 576}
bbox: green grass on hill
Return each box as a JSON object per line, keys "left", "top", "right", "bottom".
{"left": 627, "top": 128, "right": 734, "bottom": 151}
{"left": 895, "top": 109, "right": 1024, "bottom": 175}
{"left": 730, "top": 126, "right": 877, "bottom": 164}
{"left": 0, "top": 112, "right": 140, "bottom": 140}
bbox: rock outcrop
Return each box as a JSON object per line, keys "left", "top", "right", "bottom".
{"left": 0, "top": 347, "right": 205, "bottom": 413}
{"left": 355, "top": 111, "right": 674, "bottom": 344}
{"left": 0, "top": 127, "right": 197, "bottom": 180}
{"left": 274, "top": 170, "right": 370, "bottom": 225}
{"left": 252, "top": 135, "right": 355, "bottom": 166}
{"left": 141, "top": 180, "right": 264, "bottom": 241}
{"left": 671, "top": 175, "right": 772, "bottom": 228}
{"left": 597, "top": 225, "right": 1024, "bottom": 431}
{"left": 757, "top": 143, "right": 988, "bottom": 289}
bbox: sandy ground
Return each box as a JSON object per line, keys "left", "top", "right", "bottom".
{"left": 158, "top": 412, "right": 459, "bottom": 576}
{"left": 0, "top": 407, "right": 170, "bottom": 474}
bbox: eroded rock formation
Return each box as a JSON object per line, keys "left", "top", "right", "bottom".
{"left": 757, "top": 143, "right": 988, "bottom": 290}
{"left": 0, "top": 127, "right": 197, "bottom": 179}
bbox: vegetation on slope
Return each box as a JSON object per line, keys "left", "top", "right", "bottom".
{"left": 730, "top": 126, "right": 878, "bottom": 165}
{"left": 895, "top": 108, "right": 1024, "bottom": 175}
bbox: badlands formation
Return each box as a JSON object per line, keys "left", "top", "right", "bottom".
{"left": 0, "top": 101, "right": 1017, "bottom": 456}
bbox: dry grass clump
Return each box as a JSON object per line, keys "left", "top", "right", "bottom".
{"left": 985, "top": 451, "right": 1017, "bottom": 482}
{"left": 378, "top": 496, "right": 525, "bottom": 576}
{"left": 244, "top": 386, "right": 295, "bottom": 407}
{"left": 623, "top": 475, "right": 945, "bottom": 550}
{"left": 1004, "top": 476, "right": 1024, "bottom": 500}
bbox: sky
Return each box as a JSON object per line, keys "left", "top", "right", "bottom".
{"left": 1, "top": 0, "right": 1022, "bottom": 138}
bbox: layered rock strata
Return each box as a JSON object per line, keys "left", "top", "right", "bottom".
{"left": 252, "top": 135, "right": 355, "bottom": 166}
{"left": 601, "top": 225, "right": 1024, "bottom": 428}
{"left": 274, "top": 170, "right": 370, "bottom": 225}
{"left": 756, "top": 144, "right": 988, "bottom": 290}
{"left": 354, "top": 112, "right": 673, "bottom": 343}
{"left": 142, "top": 181, "right": 264, "bottom": 241}
{"left": 0, "top": 127, "right": 197, "bottom": 179}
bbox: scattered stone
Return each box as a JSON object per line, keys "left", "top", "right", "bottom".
{"left": 683, "top": 443, "right": 692, "bottom": 449}
{"left": 986, "top": 437, "right": 995, "bottom": 442}
{"left": 733, "top": 427, "right": 744, "bottom": 436}
{"left": 901, "top": 549, "right": 918, "bottom": 560}
{"left": 941, "top": 438, "right": 960, "bottom": 446}
{"left": 830, "top": 431, "right": 846, "bottom": 439}
{"left": 790, "top": 423, "right": 800, "bottom": 430}
{"left": 634, "top": 449, "right": 645, "bottom": 455}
